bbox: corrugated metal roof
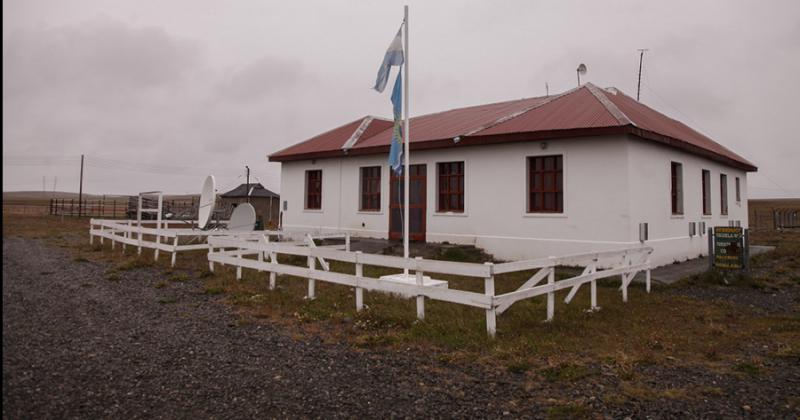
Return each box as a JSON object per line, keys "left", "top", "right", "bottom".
{"left": 268, "top": 83, "right": 756, "bottom": 171}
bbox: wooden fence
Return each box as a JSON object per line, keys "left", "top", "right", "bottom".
{"left": 206, "top": 236, "right": 653, "bottom": 337}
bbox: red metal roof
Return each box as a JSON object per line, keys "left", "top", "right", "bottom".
{"left": 268, "top": 83, "right": 756, "bottom": 171}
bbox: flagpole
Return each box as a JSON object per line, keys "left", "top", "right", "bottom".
{"left": 402, "top": 5, "right": 410, "bottom": 270}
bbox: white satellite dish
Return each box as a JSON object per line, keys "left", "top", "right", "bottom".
{"left": 198, "top": 175, "right": 216, "bottom": 229}
{"left": 228, "top": 203, "right": 256, "bottom": 231}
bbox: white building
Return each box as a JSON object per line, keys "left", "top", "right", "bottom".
{"left": 269, "top": 84, "right": 756, "bottom": 267}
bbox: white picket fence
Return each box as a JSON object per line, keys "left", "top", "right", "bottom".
{"left": 88, "top": 218, "right": 350, "bottom": 267}
{"left": 206, "top": 235, "right": 653, "bottom": 337}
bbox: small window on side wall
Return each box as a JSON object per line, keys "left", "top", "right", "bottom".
{"left": 671, "top": 162, "right": 683, "bottom": 215}
{"left": 528, "top": 155, "right": 563, "bottom": 213}
{"left": 305, "top": 170, "right": 322, "bottom": 210}
{"left": 735, "top": 177, "right": 741, "bottom": 203}
{"left": 701, "top": 169, "right": 711, "bottom": 215}
{"left": 720, "top": 174, "right": 728, "bottom": 215}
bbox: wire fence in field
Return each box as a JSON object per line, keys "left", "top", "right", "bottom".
{"left": 0, "top": 197, "right": 199, "bottom": 219}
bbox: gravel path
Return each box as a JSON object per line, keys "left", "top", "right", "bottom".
{"left": 4, "top": 237, "right": 799, "bottom": 419}
{"left": 2, "top": 238, "right": 540, "bottom": 418}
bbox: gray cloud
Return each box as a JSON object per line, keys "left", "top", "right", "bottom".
{"left": 3, "top": 0, "right": 799, "bottom": 198}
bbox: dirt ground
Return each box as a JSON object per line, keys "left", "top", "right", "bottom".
{"left": 3, "top": 215, "right": 799, "bottom": 419}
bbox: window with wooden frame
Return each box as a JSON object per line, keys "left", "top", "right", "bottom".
{"left": 720, "top": 174, "right": 728, "bottom": 215}
{"left": 528, "top": 155, "right": 563, "bottom": 213}
{"left": 359, "top": 166, "right": 381, "bottom": 211}
{"left": 701, "top": 169, "right": 711, "bottom": 215}
{"left": 670, "top": 162, "right": 684, "bottom": 215}
{"left": 437, "top": 161, "right": 464, "bottom": 212}
{"left": 305, "top": 170, "right": 322, "bottom": 210}
{"left": 735, "top": 177, "right": 741, "bottom": 203}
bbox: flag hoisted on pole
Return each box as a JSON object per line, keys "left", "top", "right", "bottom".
{"left": 373, "top": 6, "right": 411, "bottom": 269}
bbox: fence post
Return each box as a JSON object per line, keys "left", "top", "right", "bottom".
{"left": 269, "top": 250, "right": 277, "bottom": 290}
{"left": 236, "top": 247, "right": 243, "bottom": 280}
{"left": 546, "top": 264, "right": 555, "bottom": 321}
{"left": 306, "top": 255, "right": 316, "bottom": 300}
{"left": 707, "top": 227, "right": 714, "bottom": 271}
{"left": 208, "top": 243, "right": 215, "bottom": 272}
{"left": 355, "top": 251, "right": 364, "bottom": 312}
{"left": 484, "top": 262, "right": 496, "bottom": 338}
{"left": 743, "top": 228, "right": 750, "bottom": 272}
{"left": 622, "top": 252, "right": 631, "bottom": 303}
{"left": 171, "top": 235, "right": 179, "bottom": 267}
{"left": 591, "top": 257, "right": 599, "bottom": 309}
{"left": 415, "top": 256, "right": 425, "bottom": 320}
{"left": 89, "top": 220, "right": 94, "bottom": 245}
{"left": 123, "top": 220, "right": 130, "bottom": 253}
{"left": 345, "top": 233, "right": 351, "bottom": 252}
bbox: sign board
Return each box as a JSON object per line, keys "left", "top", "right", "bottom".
{"left": 713, "top": 226, "right": 744, "bottom": 270}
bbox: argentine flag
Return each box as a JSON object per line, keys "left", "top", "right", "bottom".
{"left": 373, "top": 23, "right": 405, "bottom": 174}
{"left": 373, "top": 26, "right": 404, "bottom": 93}
{"left": 388, "top": 70, "right": 403, "bottom": 174}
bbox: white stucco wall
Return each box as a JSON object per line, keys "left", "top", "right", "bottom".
{"left": 277, "top": 134, "right": 751, "bottom": 266}
{"left": 626, "top": 137, "right": 749, "bottom": 266}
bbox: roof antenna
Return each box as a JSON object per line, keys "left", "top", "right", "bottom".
{"left": 637, "top": 49, "right": 648, "bottom": 101}
{"left": 576, "top": 64, "right": 587, "bottom": 87}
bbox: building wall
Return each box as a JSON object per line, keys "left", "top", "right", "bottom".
{"left": 280, "top": 135, "right": 634, "bottom": 260}
{"left": 626, "top": 136, "right": 749, "bottom": 266}
{"left": 278, "top": 135, "right": 751, "bottom": 266}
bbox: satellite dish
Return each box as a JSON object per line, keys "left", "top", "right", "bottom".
{"left": 576, "top": 63, "right": 588, "bottom": 86}
{"left": 198, "top": 175, "right": 216, "bottom": 229}
{"left": 228, "top": 203, "right": 256, "bottom": 231}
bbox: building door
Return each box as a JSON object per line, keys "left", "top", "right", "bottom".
{"left": 389, "top": 164, "right": 426, "bottom": 241}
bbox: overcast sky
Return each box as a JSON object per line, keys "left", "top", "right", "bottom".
{"left": 3, "top": 0, "right": 799, "bottom": 198}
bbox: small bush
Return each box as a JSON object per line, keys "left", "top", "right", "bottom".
{"left": 168, "top": 273, "right": 189, "bottom": 282}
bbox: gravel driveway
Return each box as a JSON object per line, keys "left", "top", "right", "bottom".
{"left": 3, "top": 238, "right": 540, "bottom": 418}
{"left": 4, "top": 237, "right": 799, "bottom": 419}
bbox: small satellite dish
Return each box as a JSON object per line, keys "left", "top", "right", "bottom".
{"left": 228, "top": 203, "right": 256, "bottom": 231}
{"left": 576, "top": 63, "right": 588, "bottom": 86}
{"left": 198, "top": 175, "right": 216, "bottom": 229}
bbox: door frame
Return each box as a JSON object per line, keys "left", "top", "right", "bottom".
{"left": 389, "top": 164, "right": 426, "bottom": 242}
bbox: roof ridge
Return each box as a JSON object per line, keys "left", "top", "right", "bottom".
{"left": 460, "top": 85, "right": 585, "bottom": 137}
{"left": 584, "top": 83, "right": 633, "bottom": 126}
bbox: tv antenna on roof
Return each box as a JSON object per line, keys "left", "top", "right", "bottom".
{"left": 576, "top": 63, "right": 587, "bottom": 87}
{"left": 636, "top": 49, "right": 649, "bottom": 101}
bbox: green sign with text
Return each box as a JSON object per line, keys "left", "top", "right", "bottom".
{"left": 713, "top": 226, "right": 744, "bottom": 270}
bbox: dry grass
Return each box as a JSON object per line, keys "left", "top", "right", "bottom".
{"left": 4, "top": 214, "right": 799, "bottom": 380}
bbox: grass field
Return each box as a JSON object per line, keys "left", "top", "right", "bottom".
{"left": 3, "top": 213, "right": 799, "bottom": 414}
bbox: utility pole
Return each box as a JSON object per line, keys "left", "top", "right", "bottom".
{"left": 245, "top": 165, "right": 250, "bottom": 203}
{"left": 78, "top": 154, "right": 84, "bottom": 217}
{"left": 637, "top": 49, "right": 648, "bottom": 101}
